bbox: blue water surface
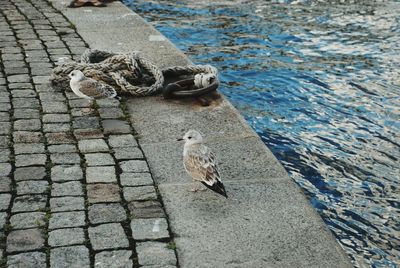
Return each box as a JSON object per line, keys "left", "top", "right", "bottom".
{"left": 124, "top": 1, "right": 400, "bottom": 267}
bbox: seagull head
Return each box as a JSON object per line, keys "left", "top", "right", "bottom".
{"left": 68, "top": 70, "right": 85, "bottom": 82}
{"left": 179, "top": 130, "right": 203, "bottom": 145}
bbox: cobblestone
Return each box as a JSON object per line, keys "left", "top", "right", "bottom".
{"left": 94, "top": 250, "right": 133, "bottom": 268}
{"left": 49, "top": 211, "right": 86, "bottom": 229}
{"left": 42, "top": 113, "right": 70, "bottom": 123}
{"left": 13, "top": 108, "right": 40, "bottom": 119}
{"left": 7, "top": 252, "right": 47, "bottom": 268}
{"left": 102, "top": 119, "right": 131, "bottom": 134}
{"left": 48, "top": 227, "right": 85, "bottom": 247}
{"left": 120, "top": 160, "right": 149, "bottom": 173}
{"left": 86, "top": 166, "right": 117, "bottom": 183}
{"left": 39, "top": 92, "right": 65, "bottom": 103}
{"left": 0, "top": 112, "right": 9, "bottom": 122}
{"left": 0, "top": 163, "right": 11, "bottom": 177}
{"left": 48, "top": 144, "right": 77, "bottom": 153}
{"left": 11, "top": 89, "right": 36, "bottom": 98}
{"left": 98, "top": 107, "right": 124, "bottom": 119}
{"left": 73, "top": 116, "right": 100, "bottom": 129}
{"left": 0, "top": 212, "right": 7, "bottom": 227}
{"left": 0, "top": 136, "right": 10, "bottom": 148}
{"left": 15, "top": 153, "right": 47, "bottom": 167}
{"left": 10, "top": 212, "right": 46, "bottom": 229}
{"left": 50, "top": 246, "right": 90, "bottom": 268}
{"left": 84, "top": 153, "right": 114, "bottom": 166}
{"left": 13, "top": 119, "right": 41, "bottom": 131}
{"left": 0, "top": 177, "right": 11, "bottom": 193}
{"left": 0, "top": 148, "right": 10, "bottom": 162}
{"left": 14, "top": 143, "right": 45, "bottom": 154}
{"left": 32, "top": 76, "right": 50, "bottom": 84}
{"left": 43, "top": 123, "right": 70, "bottom": 133}
{"left": 108, "top": 134, "right": 138, "bottom": 148}
{"left": 0, "top": 0, "right": 175, "bottom": 266}
{"left": 0, "top": 194, "right": 11, "bottom": 211}
{"left": 8, "top": 83, "right": 32, "bottom": 90}
{"left": 78, "top": 139, "right": 109, "bottom": 153}
{"left": 131, "top": 218, "right": 169, "bottom": 240}
{"left": 0, "top": 103, "right": 11, "bottom": 112}
{"left": 0, "top": 122, "right": 10, "bottom": 134}
{"left": 52, "top": 181, "right": 83, "bottom": 196}
{"left": 74, "top": 128, "right": 104, "bottom": 140}
{"left": 16, "top": 180, "right": 49, "bottom": 195}
{"left": 88, "top": 203, "right": 126, "bottom": 224}
{"left": 128, "top": 200, "right": 165, "bottom": 219}
{"left": 123, "top": 186, "right": 157, "bottom": 202}
{"left": 14, "top": 166, "right": 46, "bottom": 181}
{"left": 12, "top": 195, "right": 47, "bottom": 213}
{"left": 87, "top": 183, "right": 120, "bottom": 203}
{"left": 7, "top": 74, "right": 30, "bottom": 83}
{"left": 50, "top": 153, "right": 81, "bottom": 164}
{"left": 7, "top": 228, "right": 45, "bottom": 253}
{"left": 46, "top": 132, "right": 75, "bottom": 144}
{"left": 96, "top": 99, "right": 119, "bottom": 107}
{"left": 50, "top": 196, "right": 85, "bottom": 212}
{"left": 120, "top": 172, "right": 153, "bottom": 187}
{"left": 6, "top": 67, "right": 29, "bottom": 75}
{"left": 13, "top": 131, "right": 43, "bottom": 143}
{"left": 136, "top": 241, "right": 176, "bottom": 266}
{"left": 41, "top": 101, "right": 68, "bottom": 113}
{"left": 12, "top": 98, "right": 40, "bottom": 109}
{"left": 51, "top": 165, "right": 83, "bottom": 182}
{"left": 89, "top": 223, "right": 129, "bottom": 250}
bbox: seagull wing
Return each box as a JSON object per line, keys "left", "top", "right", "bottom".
{"left": 79, "top": 78, "right": 117, "bottom": 99}
{"left": 184, "top": 144, "right": 227, "bottom": 198}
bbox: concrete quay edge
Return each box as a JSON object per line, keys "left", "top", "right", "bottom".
{"left": 49, "top": 1, "right": 353, "bottom": 267}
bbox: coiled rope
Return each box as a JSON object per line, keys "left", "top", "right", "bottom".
{"left": 50, "top": 49, "right": 218, "bottom": 97}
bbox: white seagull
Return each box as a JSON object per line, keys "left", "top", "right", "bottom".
{"left": 68, "top": 70, "right": 120, "bottom": 113}
{"left": 178, "top": 130, "right": 227, "bottom": 198}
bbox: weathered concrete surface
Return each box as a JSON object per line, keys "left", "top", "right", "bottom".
{"left": 50, "top": 0, "right": 189, "bottom": 68}
{"left": 50, "top": 1, "right": 352, "bottom": 267}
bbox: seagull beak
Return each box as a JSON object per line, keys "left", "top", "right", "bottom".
{"left": 177, "top": 138, "right": 183, "bottom": 141}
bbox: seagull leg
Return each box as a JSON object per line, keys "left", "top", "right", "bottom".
{"left": 197, "top": 184, "right": 207, "bottom": 191}
{"left": 82, "top": 99, "right": 95, "bottom": 115}
{"left": 188, "top": 181, "right": 207, "bottom": 192}
{"left": 189, "top": 180, "right": 199, "bottom": 192}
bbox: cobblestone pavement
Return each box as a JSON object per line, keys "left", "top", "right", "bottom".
{"left": 0, "top": 0, "right": 178, "bottom": 267}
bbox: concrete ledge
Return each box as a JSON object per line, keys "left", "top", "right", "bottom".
{"left": 50, "top": 1, "right": 189, "bottom": 67}
{"left": 159, "top": 180, "right": 348, "bottom": 267}
{"left": 127, "top": 95, "right": 256, "bottom": 144}
{"left": 50, "top": 1, "right": 352, "bottom": 267}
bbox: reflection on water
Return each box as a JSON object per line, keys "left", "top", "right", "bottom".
{"left": 124, "top": 0, "right": 400, "bottom": 267}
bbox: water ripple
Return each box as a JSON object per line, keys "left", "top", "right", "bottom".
{"left": 124, "top": 0, "right": 400, "bottom": 267}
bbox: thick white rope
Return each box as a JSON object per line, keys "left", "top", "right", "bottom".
{"left": 50, "top": 49, "right": 218, "bottom": 97}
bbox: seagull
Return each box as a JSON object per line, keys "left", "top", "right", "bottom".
{"left": 178, "top": 130, "right": 227, "bottom": 198}
{"left": 68, "top": 70, "right": 120, "bottom": 113}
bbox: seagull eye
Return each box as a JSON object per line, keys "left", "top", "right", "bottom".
{"left": 188, "top": 136, "right": 192, "bottom": 139}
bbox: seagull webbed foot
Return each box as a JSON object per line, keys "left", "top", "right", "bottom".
{"left": 82, "top": 107, "right": 95, "bottom": 115}
{"left": 188, "top": 186, "right": 207, "bottom": 192}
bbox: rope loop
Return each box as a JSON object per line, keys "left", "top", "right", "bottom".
{"left": 50, "top": 49, "right": 219, "bottom": 98}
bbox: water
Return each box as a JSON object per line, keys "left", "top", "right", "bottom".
{"left": 124, "top": 0, "right": 400, "bottom": 267}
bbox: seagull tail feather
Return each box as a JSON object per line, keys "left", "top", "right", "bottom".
{"left": 201, "top": 180, "right": 228, "bottom": 198}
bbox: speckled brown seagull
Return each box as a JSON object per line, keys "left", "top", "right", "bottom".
{"left": 68, "top": 70, "right": 120, "bottom": 114}
{"left": 178, "top": 130, "right": 227, "bottom": 198}
{"left": 68, "top": 0, "right": 106, "bottom": 8}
